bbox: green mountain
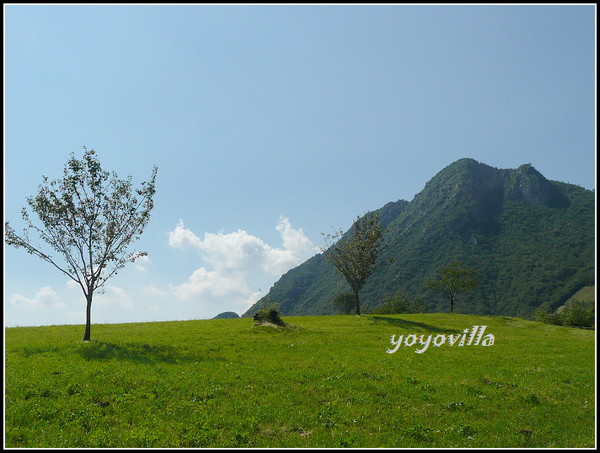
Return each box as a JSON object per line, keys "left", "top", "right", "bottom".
{"left": 243, "top": 158, "right": 595, "bottom": 318}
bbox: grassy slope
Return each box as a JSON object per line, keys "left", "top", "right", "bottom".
{"left": 4, "top": 314, "right": 596, "bottom": 448}
{"left": 566, "top": 285, "right": 596, "bottom": 305}
{"left": 557, "top": 285, "right": 596, "bottom": 314}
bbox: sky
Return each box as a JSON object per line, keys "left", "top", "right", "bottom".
{"left": 3, "top": 4, "right": 596, "bottom": 328}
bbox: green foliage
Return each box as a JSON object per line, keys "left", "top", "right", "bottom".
{"left": 331, "top": 293, "right": 356, "bottom": 315}
{"left": 4, "top": 314, "right": 595, "bottom": 447}
{"left": 535, "top": 301, "right": 595, "bottom": 328}
{"left": 533, "top": 308, "right": 564, "bottom": 326}
{"left": 560, "top": 301, "right": 595, "bottom": 328}
{"left": 369, "top": 292, "right": 428, "bottom": 314}
{"left": 252, "top": 299, "right": 285, "bottom": 326}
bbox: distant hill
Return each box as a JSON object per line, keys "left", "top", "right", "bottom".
{"left": 213, "top": 311, "right": 240, "bottom": 320}
{"left": 243, "top": 158, "right": 595, "bottom": 318}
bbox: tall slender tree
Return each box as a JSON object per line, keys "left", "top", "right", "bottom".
{"left": 321, "top": 212, "right": 387, "bottom": 315}
{"left": 5, "top": 148, "right": 158, "bottom": 340}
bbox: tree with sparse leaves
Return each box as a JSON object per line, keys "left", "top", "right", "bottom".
{"left": 5, "top": 148, "right": 158, "bottom": 341}
{"left": 425, "top": 261, "right": 478, "bottom": 313}
{"left": 321, "top": 212, "right": 387, "bottom": 316}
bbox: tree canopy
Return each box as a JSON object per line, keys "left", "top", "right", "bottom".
{"left": 5, "top": 148, "right": 158, "bottom": 340}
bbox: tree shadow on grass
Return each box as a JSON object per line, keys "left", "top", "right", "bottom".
{"left": 20, "top": 345, "right": 62, "bottom": 358}
{"left": 369, "top": 316, "right": 461, "bottom": 334}
{"left": 75, "top": 341, "right": 223, "bottom": 365}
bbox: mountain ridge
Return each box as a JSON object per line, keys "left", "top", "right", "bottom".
{"left": 243, "top": 158, "right": 595, "bottom": 318}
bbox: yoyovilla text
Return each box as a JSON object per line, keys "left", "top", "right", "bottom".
{"left": 386, "top": 325, "right": 495, "bottom": 354}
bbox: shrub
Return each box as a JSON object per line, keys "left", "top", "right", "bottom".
{"left": 534, "top": 301, "right": 594, "bottom": 328}
{"left": 534, "top": 307, "right": 563, "bottom": 326}
{"left": 252, "top": 300, "right": 285, "bottom": 326}
{"left": 561, "top": 300, "right": 595, "bottom": 328}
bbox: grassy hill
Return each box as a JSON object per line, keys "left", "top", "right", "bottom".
{"left": 556, "top": 285, "right": 596, "bottom": 316}
{"left": 244, "top": 158, "right": 595, "bottom": 319}
{"left": 564, "top": 285, "right": 596, "bottom": 306}
{"left": 4, "top": 314, "right": 595, "bottom": 448}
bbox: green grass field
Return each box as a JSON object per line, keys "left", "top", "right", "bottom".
{"left": 4, "top": 314, "right": 596, "bottom": 448}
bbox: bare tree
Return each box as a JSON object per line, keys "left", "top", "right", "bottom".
{"left": 5, "top": 148, "right": 158, "bottom": 340}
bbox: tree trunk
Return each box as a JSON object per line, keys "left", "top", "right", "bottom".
{"left": 354, "top": 290, "right": 361, "bottom": 316}
{"left": 450, "top": 296, "right": 454, "bottom": 314}
{"left": 83, "top": 292, "right": 93, "bottom": 341}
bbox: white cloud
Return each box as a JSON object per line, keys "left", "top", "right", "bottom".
{"left": 169, "top": 267, "right": 255, "bottom": 316}
{"left": 167, "top": 217, "right": 319, "bottom": 316}
{"left": 167, "top": 217, "right": 319, "bottom": 276}
{"left": 170, "top": 267, "right": 249, "bottom": 301}
{"left": 94, "top": 286, "right": 134, "bottom": 310}
{"left": 167, "top": 220, "right": 204, "bottom": 250}
{"left": 9, "top": 286, "right": 66, "bottom": 309}
{"left": 143, "top": 285, "right": 166, "bottom": 297}
{"left": 276, "top": 216, "right": 316, "bottom": 255}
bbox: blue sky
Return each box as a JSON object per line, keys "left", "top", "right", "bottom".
{"left": 4, "top": 4, "right": 596, "bottom": 327}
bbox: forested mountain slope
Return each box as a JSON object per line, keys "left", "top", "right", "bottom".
{"left": 244, "top": 158, "right": 595, "bottom": 318}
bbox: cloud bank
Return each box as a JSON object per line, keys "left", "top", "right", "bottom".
{"left": 167, "top": 217, "right": 319, "bottom": 314}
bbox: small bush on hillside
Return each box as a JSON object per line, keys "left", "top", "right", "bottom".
{"left": 370, "top": 292, "right": 429, "bottom": 315}
{"left": 332, "top": 293, "right": 356, "bottom": 315}
{"left": 253, "top": 300, "right": 286, "bottom": 326}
